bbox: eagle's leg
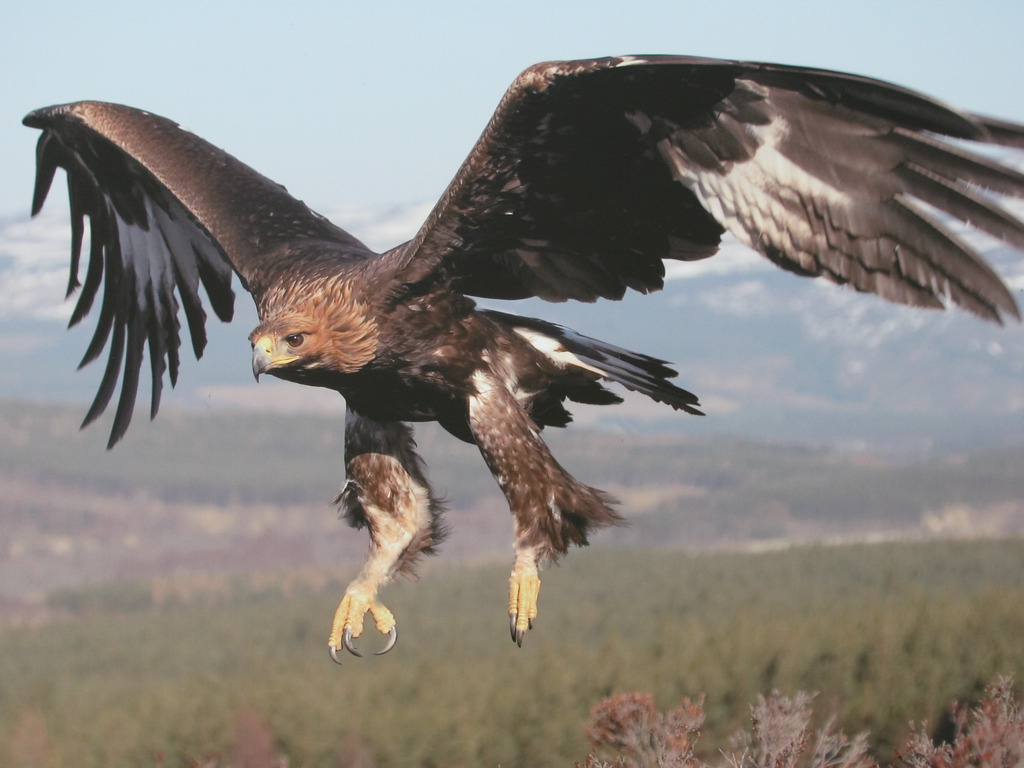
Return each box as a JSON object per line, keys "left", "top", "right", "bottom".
{"left": 468, "top": 371, "right": 620, "bottom": 646}
{"left": 328, "top": 410, "right": 446, "bottom": 661}
{"left": 508, "top": 543, "right": 542, "bottom": 646}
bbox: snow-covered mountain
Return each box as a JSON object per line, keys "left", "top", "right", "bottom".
{"left": 2, "top": 201, "right": 1022, "bottom": 452}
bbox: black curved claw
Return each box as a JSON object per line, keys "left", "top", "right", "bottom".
{"left": 341, "top": 626, "right": 397, "bottom": 658}
{"left": 509, "top": 612, "right": 534, "bottom": 646}
{"left": 329, "top": 644, "right": 344, "bottom": 665}
{"left": 342, "top": 628, "right": 364, "bottom": 657}
{"left": 376, "top": 626, "right": 398, "bottom": 656}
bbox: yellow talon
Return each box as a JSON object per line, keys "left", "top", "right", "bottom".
{"left": 508, "top": 567, "right": 540, "bottom": 646}
{"left": 328, "top": 591, "right": 397, "bottom": 661}
{"left": 369, "top": 602, "right": 396, "bottom": 634}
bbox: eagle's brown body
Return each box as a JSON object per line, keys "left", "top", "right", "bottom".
{"left": 23, "top": 56, "right": 1024, "bottom": 657}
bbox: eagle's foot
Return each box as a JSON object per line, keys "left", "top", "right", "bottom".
{"left": 328, "top": 590, "right": 397, "bottom": 663}
{"left": 508, "top": 564, "right": 540, "bottom": 646}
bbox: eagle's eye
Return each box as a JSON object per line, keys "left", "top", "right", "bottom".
{"left": 284, "top": 333, "right": 306, "bottom": 349}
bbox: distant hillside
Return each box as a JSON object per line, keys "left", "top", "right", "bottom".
{"left": 2, "top": 400, "right": 1022, "bottom": 599}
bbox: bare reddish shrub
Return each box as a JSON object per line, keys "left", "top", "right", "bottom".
{"left": 726, "top": 692, "right": 874, "bottom": 768}
{"left": 336, "top": 731, "right": 377, "bottom": 768}
{"left": 898, "top": 676, "right": 1024, "bottom": 768}
{"left": 229, "top": 708, "right": 283, "bottom": 768}
{"left": 585, "top": 691, "right": 704, "bottom": 768}
{"left": 582, "top": 678, "right": 1024, "bottom": 768}
{"left": 8, "top": 710, "right": 58, "bottom": 768}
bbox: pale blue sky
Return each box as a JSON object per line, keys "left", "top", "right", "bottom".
{"left": 3, "top": 0, "right": 1024, "bottom": 219}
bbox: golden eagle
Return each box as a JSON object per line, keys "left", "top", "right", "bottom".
{"left": 24, "top": 56, "right": 1024, "bottom": 660}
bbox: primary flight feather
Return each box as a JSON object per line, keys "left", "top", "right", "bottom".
{"left": 23, "top": 55, "right": 1024, "bottom": 658}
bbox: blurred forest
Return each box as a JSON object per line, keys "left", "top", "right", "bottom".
{"left": 2, "top": 401, "right": 1023, "bottom": 766}
{"left": 2, "top": 540, "right": 1024, "bottom": 767}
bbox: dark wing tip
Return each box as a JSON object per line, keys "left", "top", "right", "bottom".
{"left": 23, "top": 103, "right": 79, "bottom": 129}
{"left": 23, "top": 108, "right": 51, "bottom": 129}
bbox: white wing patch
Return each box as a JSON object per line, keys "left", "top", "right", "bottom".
{"left": 511, "top": 326, "right": 607, "bottom": 377}
{"left": 660, "top": 113, "right": 849, "bottom": 273}
{"left": 612, "top": 55, "right": 653, "bottom": 68}
{"left": 643, "top": 79, "right": 893, "bottom": 282}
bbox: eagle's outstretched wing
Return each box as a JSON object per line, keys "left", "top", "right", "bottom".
{"left": 24, "top": 102, "right": 370, "bottom": 447}
{"left": 398, "top": 56, "right": 1024, "bottom": 321}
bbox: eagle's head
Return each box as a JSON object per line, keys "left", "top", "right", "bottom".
{"left": 249, "top": 287, "right": 378, "bottom": 382}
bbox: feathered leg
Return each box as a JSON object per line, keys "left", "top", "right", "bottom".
{"left": 467, "top": 370, "right": 621, "bottom": 645}
{"left": 328, "top": 410, "right": 446, "bottom": 661}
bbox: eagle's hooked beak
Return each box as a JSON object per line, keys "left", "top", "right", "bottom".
{"left": 251, "top": 336, "right": 276, "bottom": 381}
{"left": 251, "top": 334, "right": 304, "bottom": 380}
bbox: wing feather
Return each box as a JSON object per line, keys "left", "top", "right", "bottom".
{"left": 30, "top": 132, "right": 60, "bottom": 217}
{"left": 894, "top": 162, "right": 1024, "bottom": 250}
{"left": 115, "top": 302, "right": 145, "bottom": 442}
{"left": 24, "top": 100, "right": 371, "bottom": 446}
{"left": 82, "top": 317, "right": 125, "bottom": 429}
{"left": 397, "top": 55, "right": 1023, "bottom": 322}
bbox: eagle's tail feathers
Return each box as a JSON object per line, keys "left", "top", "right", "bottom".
{"left": 488, "top": 310, "right": 704, "bottom": 415}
